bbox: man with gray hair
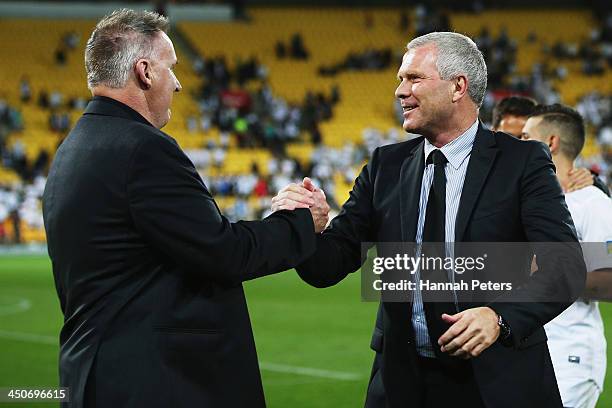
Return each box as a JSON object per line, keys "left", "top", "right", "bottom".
{"left": 43, "top": 9, "right": 328, "bottom": 407}
{"left": 274, "top": 31, "right": 585, "bottom": 407}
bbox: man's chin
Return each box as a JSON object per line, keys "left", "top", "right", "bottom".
{"left": 158, "top": 110, "right": 171, "bottom": 129}
{"left": 402, "top": 120, "right": 419, "bottom": 133}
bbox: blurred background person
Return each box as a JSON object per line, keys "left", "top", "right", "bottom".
{"left": 491, "top": 95, "right": 538, "bottom": 137}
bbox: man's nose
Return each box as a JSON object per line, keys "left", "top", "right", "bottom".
{"left": 395, "top": 80, "right": 409, "bottom": 99}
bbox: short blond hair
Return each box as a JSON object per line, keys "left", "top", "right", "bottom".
{"left": 85, "top": 9, "right": 169, "bottom": 89}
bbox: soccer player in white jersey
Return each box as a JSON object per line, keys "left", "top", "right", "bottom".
{"left": 522, "top": 104, "right": 612, "bottom": 408}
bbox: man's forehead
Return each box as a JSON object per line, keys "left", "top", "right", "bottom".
{"left": 155, "top": 31, "right": 176, "bottom": 59}
{"left": 523, "top": 116, "right": 544, "bottom": 135}
{"left": 405, "top": 43, "right": 437, "bottom": 58}
{"left": 398, "top": 45, "right": 438, "bottom": 72}
{"left": 501, "top": 114, "right": 528, "bottom": 125}
{"left": 525, "top": 116, "right": 542, "bottom": 128}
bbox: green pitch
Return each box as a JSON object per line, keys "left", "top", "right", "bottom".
{"left": 0, "top": 255, "right": 610, "bottom": 407}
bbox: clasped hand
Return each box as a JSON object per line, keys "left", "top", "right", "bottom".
{"left": 271, "top": 177, "right": 330, "bottom": 233}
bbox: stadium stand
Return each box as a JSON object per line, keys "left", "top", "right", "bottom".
{"left": 0, "top": 7, "right": 610, "bottom": 243}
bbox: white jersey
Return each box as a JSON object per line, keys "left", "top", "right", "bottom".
{"left": 545, "top": 186, "right": 612, "bottom": 392}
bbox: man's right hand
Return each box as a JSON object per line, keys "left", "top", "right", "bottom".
{"left": 566, "top": 167, "right": 594, "bottom": 192}
{"left": 271, "top": 178, "right": 330, "bottom": 233}
{"left": 302, "top": 177, "right": 330, "bottom": 233}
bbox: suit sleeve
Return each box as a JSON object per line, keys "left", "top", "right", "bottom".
{"left": 488, "top": 141, "right": 586, "bottom": 347}
{"left": 296, "top": 149, "right": 378, "bottom": 287}
{"left": 127, "top": 132, "right": 316, "bottom": 284}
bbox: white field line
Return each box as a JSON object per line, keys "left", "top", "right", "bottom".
{"left": 0, "top": 298, "right": 362, "bottom": 382}
{"left": 0, "top": 330, "right": 362, "bottom": 381}
{"left": 0, "top": 296, "right": 32, "bottom": 316}
{"left": 0, "top": 329, "right": 56, "bottom": 345}
{"left": 259, "top": 362, "right": 361, "bottom": 381}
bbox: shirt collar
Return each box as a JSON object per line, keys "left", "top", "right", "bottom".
{"left": 423, "top": 119, "right": 479, "bottom": 170}
{"left": 85, "top": 95, "right": 154, "bottom": 127}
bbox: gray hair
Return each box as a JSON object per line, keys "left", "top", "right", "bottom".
{"left": 407, "top": 32, "right": 487, "bottom": 107}
{"left": 85, "top": 9, "right": 169, "bottom": 90}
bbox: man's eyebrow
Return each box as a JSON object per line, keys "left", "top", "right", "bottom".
{"left": 397, "top": 71, "right": 422, "bottom": 80}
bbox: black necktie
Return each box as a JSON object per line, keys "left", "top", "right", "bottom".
{"left": 423, "top": 149, "right": 447, "bottom": 244}
{"left": 421, "top": 149, "right": 456, "bottom": 360}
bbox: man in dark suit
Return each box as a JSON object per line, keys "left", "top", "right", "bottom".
{"left": 43, "top": 9, "right": 328, "bottom": 408}
{"left": 273, "top": 32, "right": 586, "bottom": 407}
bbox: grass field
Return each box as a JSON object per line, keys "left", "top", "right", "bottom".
{"left": 0, "top": 254, "right": 610, "bottom": 407}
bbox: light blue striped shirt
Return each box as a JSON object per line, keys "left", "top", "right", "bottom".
{"left": 412, "top": 119, "right": 479, "bottom": 357}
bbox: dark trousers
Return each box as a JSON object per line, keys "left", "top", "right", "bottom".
{"left": 417, "top": 356, "right": 486, "bottom": 408}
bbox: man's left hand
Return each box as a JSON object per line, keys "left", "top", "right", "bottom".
{"left": 437, "top": 307, "right": 500, "bottom": 359}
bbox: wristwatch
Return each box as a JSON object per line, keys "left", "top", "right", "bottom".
{"left": 497, "top": 314, "right": 512, "bottom": 343}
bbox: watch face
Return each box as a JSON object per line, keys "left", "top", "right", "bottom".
{"left": 498, "top": 316, "right": 510, "bottom": 338}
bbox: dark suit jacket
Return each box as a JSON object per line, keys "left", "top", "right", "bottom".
{"left": 296, "top": 125, "right": 586, "bottom": 408}
{"left": 43, "top": 96, "right": 316, "bottom": 407}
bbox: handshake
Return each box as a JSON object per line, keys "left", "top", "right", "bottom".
{"left": 271, "top": 177, "right": 331, "bottom": 233}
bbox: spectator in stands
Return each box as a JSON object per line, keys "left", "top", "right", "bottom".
{"left": 62, "top": 31, "right": 80, "bottom": 50}
{"left": 275, "top": 40, "right": 286, "bottom": 59}
{"left": 49, "top": 91, "right": 63, "bottom": 109}
{"left": 399, "top": 10, "right": 410, "bottom": 32}
{"left": 318, "top": 48, "right": 393, "bottom": 77}
{"left": 68, "top": 96, "right": 87, "bottom": 110}
{"left": 253, "top": 175, "right": 269, "bottom": 198}
{"left": 31, "top": 150, "right": 49, "bottom": 178}
{"left": 290, "top": 33, "right": 308, "bottom": 60}
{"left": 49, "top": 111, "right": 70, "bottom": 133}
{"left": 330, "top": 84, "right": 341, "bottom": 104}
{"left": 154, "top": 0, "right": 168, "bottom": 18}
{"left": 0, "top": 186, "right": 16, "bottom": 243}
{"left": 414, "top": 3, "right": 450, "bottom": 36}
{"left": 38, "top": 90, "right": 50, "bottom": 109}
{"left": 9, "top": 208, "right": 21, "bottom": 244}
{"left": 8, "top": 139, "right": 27, "bottom": 180}
{"left": 213, "top": 146, "right": 226, "bottom": 168}
{"left": 54, "top": 46, "right": 67, "bottom": 65}
{"left": 19, "top": 76, "right": 31, "bottom": 103}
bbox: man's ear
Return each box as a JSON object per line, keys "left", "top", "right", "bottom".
{"left": 548, "top": 134, "right": 561, "bottom": 154}
{"left": 451, "top": 75, "right": 469, "bottom": 103}
{"left": 134, "top": 59, "right": 152, "bottom": 90}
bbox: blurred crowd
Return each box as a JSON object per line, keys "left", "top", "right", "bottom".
{"left": 186, "top": 126, "right": 406, "bottom": 222}
{"left": 0, "top": 176, "right": 45, "bottom": 244}
{"left": 0, "top": 7, "right": 610, "bottom": 243}
{"left": 190, "top": 54, "right": 339, "bottom": 152}
{"left": 318, "top": 48, "right": 393, "bottom": 77}
{"left": 1, "top": 81, "right": 80, "bottom": 184}
{"left": 275, "top": 33, "right": 309, "bottom": 60}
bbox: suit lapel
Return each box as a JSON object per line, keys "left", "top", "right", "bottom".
{"left": 399, "top": 139, "right": 425, "bottom": 242}
{"left": 454, "top": 126, "right": 499, "bottom": 241}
